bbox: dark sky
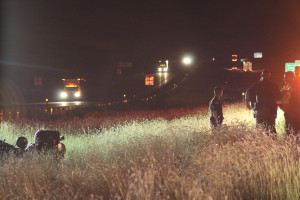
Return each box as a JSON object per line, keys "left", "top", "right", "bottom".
{"left": 2, "top": 0, "right": 300, "bottom": 75}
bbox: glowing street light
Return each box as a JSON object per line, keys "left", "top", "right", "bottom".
{"left": 182, "top": 56, "right": 193, "bottom": 65}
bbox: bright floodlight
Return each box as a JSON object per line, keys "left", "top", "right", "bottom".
{"left": 60, "top": 92, "right": 67, "bottom": 98}
{"left": 74, "top": 92, "right": 81, "bottom": 98}
{"left": 182, "top": 56, "right": 192, "bottom": 65}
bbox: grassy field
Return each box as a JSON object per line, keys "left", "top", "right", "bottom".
{"left": 0, "top": 103, "right": 299, "bottom": 199}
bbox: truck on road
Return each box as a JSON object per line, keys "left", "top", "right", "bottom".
{"left": 59, "top": 78, "right": 85, "bottom": 100}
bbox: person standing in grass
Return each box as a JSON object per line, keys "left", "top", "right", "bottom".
{"left": 277, "top": 71, "right": 295, "bottom": 135}
{"left": 245, "top": 69, "right": 280, "bottom": 135}
{"left": 209, "top": 87, "right": 224, "bottom": 128}
{"left": 288, "top": 66, "right": 300, "bottom": 136}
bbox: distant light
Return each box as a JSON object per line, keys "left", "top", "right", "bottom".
{"left": 45, "top": 99, "right": 48, "bottom": 102}
{"left": 254, "top": 52, "right": 263, "bottom": 58}
{"left": 74, "top": 92, "right": 80, "bottom": 98}
{"left": 124, "top": 94, "right": 126, "bottom": 98}
{"left": 60, "top": 92, "right": 68, "bottom": 98}
{"left": 163, "top": 67, "right": 168, "bottom": 72}
{"left": 158, "top": 67, "right": 162, "bottom": 72}
{"left": 232, "top": 54, "right": 238, "bottom": 62}
{"left": 242, "top": 92, "right": 245, "bottom": 96}
{"left": 212, "top": 57, "right": 215, "bottom": 61}
{"left": 182, "top": 57, "right": 192, "bottom": 65}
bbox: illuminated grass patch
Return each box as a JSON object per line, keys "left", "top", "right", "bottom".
{"left": 0, "top": 103, "right": 298, "bottom": 199}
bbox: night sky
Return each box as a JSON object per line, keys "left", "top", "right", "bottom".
{"left": 2, "top": 0, "right": 300, "bottom": 75}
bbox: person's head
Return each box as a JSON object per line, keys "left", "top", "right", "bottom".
{"left": 214, "top": 87, "right": 223, "bottom": 99}
{"left": 295, "top": 66, "right": 300, "bottom": 77}
{"left": 16, "top": 136, "right": 28, "bottom": 150}
{"left": 284, "top": 71, "right": 295, "bottom": 85}
{"left": 261, "top": 69, "right": 271, "bottom": 80}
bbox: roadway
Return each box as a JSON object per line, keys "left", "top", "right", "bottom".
{"left": 29, "top": 101, "right": 88, "bottom": 107}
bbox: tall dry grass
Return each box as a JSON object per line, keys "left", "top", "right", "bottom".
{"left": 0, "top": 103, "right": 299, "bottom": 199}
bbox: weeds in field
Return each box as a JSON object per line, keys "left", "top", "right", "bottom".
{"left": 0, "top": 103, "right": 299, "bottom": 199}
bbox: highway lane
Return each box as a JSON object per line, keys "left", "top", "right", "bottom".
{"left": 29, "top": 101, "right": 88, "bottom": 108}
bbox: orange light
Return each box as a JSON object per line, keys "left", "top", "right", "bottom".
{"left": 145, "top": 75, "right": 154, "bottom": 85}
{"left": 232, "top": 54, "right": 238, "bottom": 62}
{"left": 66, "top": 84, "right": 78, "bottom": 87}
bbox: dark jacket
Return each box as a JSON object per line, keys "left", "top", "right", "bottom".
{"left": 209, "top": 96, "right": 223, "bottom": 126}
{"left": 246, "top": 79, "right": 280, "bottom": 116}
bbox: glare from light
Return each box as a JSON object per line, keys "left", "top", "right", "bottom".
{"left": 158, "top": 67, "right": 162, "bottom": 72}
{"left": 60, "top": 92, "right": 68, "bottom": 98}
{"left": 74, "top": 92, "right": 81, "bottom": 98}
{"left": 163, "top": 67, "right": 168, "bottom": 72}
{"left": 182, "top": 56, "right": 193, "bottom": 65}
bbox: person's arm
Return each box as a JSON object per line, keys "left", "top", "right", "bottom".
{"left": 209, "top": 99, "right": 217, "bottom": 127}
{"left": 245, "top": 84, "right": 256, "bottom": 109}
{"left": 274, "top": 84, "right": 281, "bottom": 104}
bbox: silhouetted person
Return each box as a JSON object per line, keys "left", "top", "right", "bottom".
{"left": 245, "top": 69, "right": 280, "bottom": 135}
{"left": 277, "top": 71, "right": 295, "bottom": 135}
{"left": 209, "top": 87, "right": 224, "bottom": 128}
{"left": 288, "top": 66, "right": 300, "bottom": 135}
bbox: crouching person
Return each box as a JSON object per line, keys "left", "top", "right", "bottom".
{"left": 209, "top": 87, "right": 224, "bottom": 130}
{"left": 26, "top": 130, "right": 66, "bottom": 158}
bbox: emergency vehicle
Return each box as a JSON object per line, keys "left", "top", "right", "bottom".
{"left": 59, "top": 78, "right": 85, "bottom": 100}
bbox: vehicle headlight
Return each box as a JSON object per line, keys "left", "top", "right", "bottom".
{"left": 74, "top": 92, "right": 81, "bottom": 97}
{"left": 60, "top": 92, "right": 68, "bottom": 98}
